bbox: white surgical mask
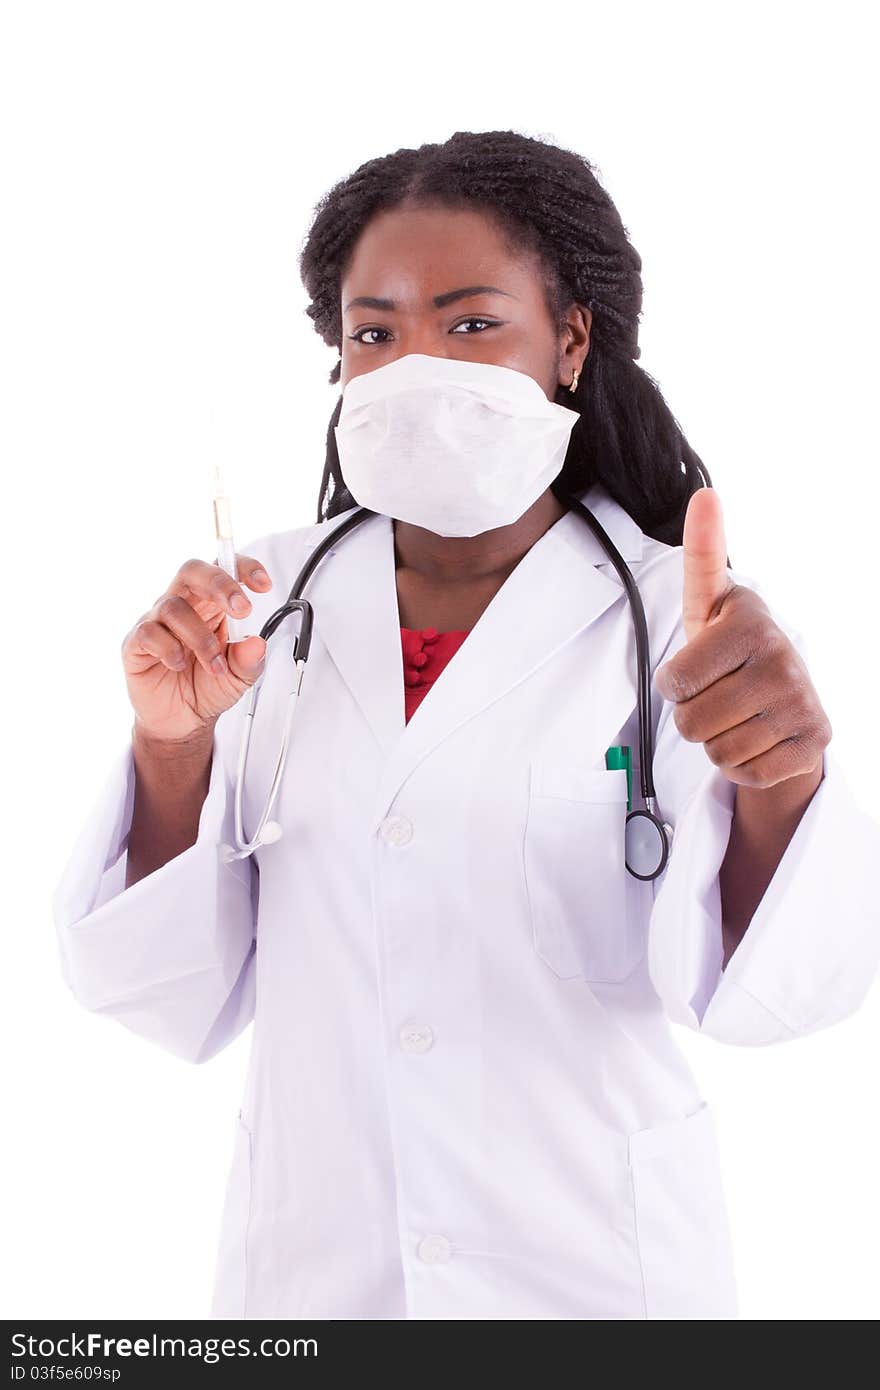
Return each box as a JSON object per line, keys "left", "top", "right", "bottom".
{"left": 333, "top": 353, "right": 581, "bottom": 537}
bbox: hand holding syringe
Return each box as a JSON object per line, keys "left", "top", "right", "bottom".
{"left": 119, "top": 468, "right": 272, "bottom": 745}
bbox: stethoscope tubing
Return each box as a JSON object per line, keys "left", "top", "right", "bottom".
{"left": 562, "top": 495, "right": 657, "bottom": 807}
{"left": 224, "top": 496, "right": 671, "bottom": 877}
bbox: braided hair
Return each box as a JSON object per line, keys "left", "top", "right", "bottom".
{"left": 298, "top": 129, "right": 714, "bottom": 545}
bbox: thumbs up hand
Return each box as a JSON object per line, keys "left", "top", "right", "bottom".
{"left": 654, "top": 489, "right": 831, "bottom": 789}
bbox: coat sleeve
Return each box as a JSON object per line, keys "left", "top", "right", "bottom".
{"left": 646, "top": 565, "right": 880, "bottom": 1046}
{"left": 51, "top": 523, "right": 319, "bottom": 1064}
{"left": 51, "top": 669, "right": 261, "bottom": 1070}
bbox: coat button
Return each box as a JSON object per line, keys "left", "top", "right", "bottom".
{"left": 399, "top": 1022, "right": 434, "bottom": 1054}
{"left": 417, "top": 1233, "right": 452, "bottom": 1264}
{"left": 412, "top": 652, "right": 428, "bottom": 668}
{"left": 380, "top": 815, "right": 414, "bottom": 846}
{"left": 421, "top": 627, "right": 439, "bottom": 642}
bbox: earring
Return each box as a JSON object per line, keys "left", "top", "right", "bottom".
{"left": 568, "top": 367, "right": 580, "bottom": 393}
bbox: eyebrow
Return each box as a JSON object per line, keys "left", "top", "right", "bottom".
{"left": 344, "top": 285, "right": 517, "bottom": 312}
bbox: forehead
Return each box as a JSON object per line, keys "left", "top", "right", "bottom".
{"left": 341, "top": 203, "right": 541, "bottom": 299}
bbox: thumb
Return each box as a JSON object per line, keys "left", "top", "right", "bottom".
{"left": 225, "top": 633, "right": 267, "bottom": 685}
{"left": 681, "top": 487, "right": 731, "bottom": 641}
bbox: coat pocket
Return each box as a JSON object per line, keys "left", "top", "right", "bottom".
{"left": 209, "top": 1110, "right": 254, "bottom": 1319}
{"left": 523, "top": 763, "right": 648, "bottom": 983}
{"left": 627, "top": 1102, "right": 739, "bottom": 1319}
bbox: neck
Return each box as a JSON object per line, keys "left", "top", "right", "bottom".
{"left": 392, "top": 488, "right": 570, "bottom": 584}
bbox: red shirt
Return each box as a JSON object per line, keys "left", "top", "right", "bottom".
{"left": 401, "top": 626, "right": 469, "bottom": 722}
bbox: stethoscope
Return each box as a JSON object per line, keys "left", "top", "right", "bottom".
{"left": 220, "top": 495, "right": 674, "bottom": 881}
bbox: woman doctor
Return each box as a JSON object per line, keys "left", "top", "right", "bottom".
{"left": 53, "top": 130, "right": 880, "bottom": 1320}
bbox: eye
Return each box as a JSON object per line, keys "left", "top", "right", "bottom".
{"left": 348, "top": 327, "right": 391, "bottom": 345}
{"left": 348, "top": 317, "right": 502, "bottom": 346}
{"left": 451, "top": 317, "right": 500, "bottom": 334}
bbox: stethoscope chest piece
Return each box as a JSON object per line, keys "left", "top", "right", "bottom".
{"left": 625, "top": 809, "right": 673, "bottom": 881}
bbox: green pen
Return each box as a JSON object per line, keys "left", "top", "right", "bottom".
{"left": 605, "top": 745, "right": 632, "bottom": 811}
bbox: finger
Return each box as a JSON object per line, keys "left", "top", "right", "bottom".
{"left": 234, "top": 554, "right": 273, "bottom": 590}
{"left": 123, "top": 618, "right": 190, "bottom": 673}
{"left": 171, "top": 555, "right": 273, "bottom": 619}
{"left": 682, "top": 488, "right": 731, "bottom": 640}
{"left": 656, "top": 589, "right": 772, "bottom": 701}
{"left": 144, "top": 594, "right": 229, "bottom": 678}
{"left": 225, "top": 632, "right": 268, "bottom": 683}
{"left": 702, "top": 712, "right": 792, "bottom": 771}
{"left": 668, "top": 661, "right": 780, "bottom": 744}
{"left": 713, "top": 735, "right": 825, "bottom": 789}
{"left": 175, "top": 554, "right": 273, "bottom": 590}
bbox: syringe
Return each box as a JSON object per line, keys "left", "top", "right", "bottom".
{"left": 212, "top": 464, "right": 248, "bottom": 644}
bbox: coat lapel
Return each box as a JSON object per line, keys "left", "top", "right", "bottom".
{"left": 296, "top": 484, "right": 645, "bottom": 825}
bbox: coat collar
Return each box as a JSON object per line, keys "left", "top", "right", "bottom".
{"left": 297, "top": 483, "right": 645, "bottom": 825}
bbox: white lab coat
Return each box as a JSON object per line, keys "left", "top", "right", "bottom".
{"left": 52, "top": 481, "right": 880, "bottom": 1320}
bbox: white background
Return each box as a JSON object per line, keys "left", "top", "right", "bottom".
{"left": 2, "top": 0, "right": 877, "bottom": 1321}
